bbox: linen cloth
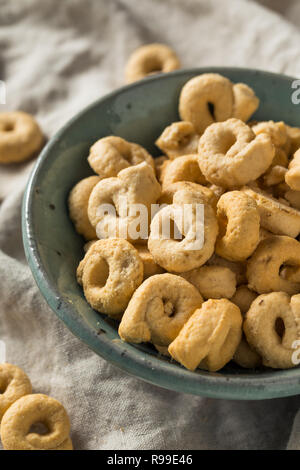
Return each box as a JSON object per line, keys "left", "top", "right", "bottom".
{"left": 1, "top": 0, "right": 300, "bottom": 450}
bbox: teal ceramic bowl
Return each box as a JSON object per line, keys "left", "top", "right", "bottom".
{"left": 22, "top": 67, "right": 300, "bottom": 400}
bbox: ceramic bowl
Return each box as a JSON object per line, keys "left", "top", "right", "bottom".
{"left": 22, "top": 67, "right": 300, "bottom": 400}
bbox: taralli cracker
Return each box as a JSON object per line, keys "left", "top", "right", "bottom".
{"left": 77, "top": 239, "right": 106, "bottom": 285}
{"left": 179, "top": 74, "right": 259, "bottom": 135}
{"left": 155, "top": 121, "right": 199, "bottom": 159}
{"left": 0, "top": 364, "right": 32, "bottom": 422}
{"left": 233, "top": 336, "right": 262, "bottom": 369}
{"left": 125, "top": 43, "right": 180, "bottom": 83}
{"left": 68, "top": 176, "right": 100, "bottom": 241}
{"left": 154, "top": 344, "right": 170, "bottom": 357}
{"left": 215, "top": 191, "right": 260, "bottom": 261}
{"left": 263, "top": 165, "right": 287, "bottom": 187}
{"left": 179, "top": 74, "right": 234, "bottom": 134}
{"left": 136, "top": 246, "right": 165, "bottom": 279}
{"left": 244, "top": 292, "right": 300, "bottom": 369}
{"left": 208, "top": 184, "right": 225, "bottom": 200}
{"left": 158, "top": 181, "right": 217, "bottom": 207}
{"left": 252, "top": 120, "right": 289, "bottom": 150}
{"left": 231, "top": 286, "right": 261, "bottom": 369}
{"left": 154, "top": 155, "right": 170, "bottom": 182}
{"left": 253, "top": 121, "right": 290, "bottom": 170}
{"left": 88, "top": 162, "right": 161, "bottom": 242}
{"left": 286, "top": 125, "right": 300, "bottom": 155}
{"left": 232, "top": 83, "right": 259, "bottom": 122}
{"left": 172, "top": 184, "right": 217, "bottom": 208}
{"left": 83, "top": 239, "right": 98, "bottom": 253}
{"left": 271, "top": 148, "right": 289, "bottom": 168}
{"left": 230, "top": 285, "right": 257, "bottom": 314}
{"left": 0, "top": 111, "right": 44, "bottom": 164}
{"left": 168, "top": 299, "right": 242, "bottom": 371}
{"left": 285, "top": 149, "right": 300, "bottom": 191}
{"left": 198, "top": 118, "right": 274, "bottom": 188}
{"left": 242, "top": 185, "right": 300, "bottom": 237}
{"left": 181, "top": 265, "right": 236, "bottom": 299}
{"left": 259, "top": 227, "right": 273, "bottom": 241}
{"left": 161, "top": 154, "right": 207, "bottom": 189}
{"left": 119, "top": 273, "right": 203, "bottom": 346}
{"left": 207, "top": 254, "right": 247, "bottom": 285}
{"left": 79, "top": 239, "right": 143, "bottom": 318}
{"left": 88, "top": 136, "right": 154, "bottom": 178}
{"left": 148, "top": 188, "right": 218, "bottom": 272}
{"left": 0, "top": 394, "right": 72, "bottom": 450}
{"left": 247, "top": 235, "right": 300, "bottom": 295}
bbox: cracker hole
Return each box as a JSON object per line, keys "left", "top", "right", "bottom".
{"left": 220, "top": 131, "right": 237, "bottom": 154}
{"left": 279, "top": 264, "right": 286, "bottom": 277}
{"left": 207, "top": 102, "right": 215, "bottom": 120}
{"left": 218, "top": 213, "right": 228, "bottom": 239}
{"left": 3, "top": 123, "right": 14, "bottom": 132}
{"left": 28, "top": 422, "right": 49, "bottom": 436}
{"left": 279, "top": 264, "right": 300, "bottom": 281}
{"left": 163, "top": 299, "right": 175, "bottom": 317}
{"left": 145, "top": 57, "right": 163, "bottom": 74}
{"left": 275, "top": 317, "right": 285, "bottom": 340}
{"left": 89, "top": 258, "right": 109, "bottom": 288}
{"left": 169, "top": 218, "right": 184, "bottom": 241}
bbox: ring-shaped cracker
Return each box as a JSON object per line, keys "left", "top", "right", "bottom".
{"left": 232, "top": 83, "right": 259, "bottom": 122}
{"left": 179, "top": 74, "right": 234, "bottom": 134}
{"left": 0, "top": 394, "right": 72, "bottom": 450}
{"left": 148, "top": 188, "right": 218, "bottom": 272}
{"left": 155, "top": 121, "right": 199, "bottom": 159}
{"left": 215, "top": 191, "right": 260, "bottom": 261}
{"left": 285, "top": 149, "right": 300, "bottom": 191}
{"left": 198, "top": 118, "right": 274, "bottom": 188}
{"left": 79, "top": 239, "right": 143, "bottom": 318}
{"left": 168, "top": 299, "right": 242, "bottom": 371}
{"left": 158, "top": 181, "right": 217, "bottom": 208}
{"left": 247, "top": 235, "right": 300, "bottom": 295}
{"left": 0, "top": 111, "right": 44, "bottom": 164}
{"left": 180, "top": 265, "right": 236, "bottom": 299}
{"left": 242, "top": 185, "right": 300, "bottom": 238}
{"left": 88, "top": 136, "right": 154, "bottom": 178}
{"left": 125, "top": 44, "right": 180, "bottom": 83}
{"left": 88, "top": 162, "right": 161, "bottom": 242}
{"left": 161, "top": 154, "right": 207, "bottom": 189}
{"left": 0, "top": 364, "right": 32, "bottom": 421}
{"left": 118, "top": 273, "right": 203, "bottom": 346}
{"left": 244, "top": 292, "right": 300, "bottom": 369}
{"left": 68, "top": 176, "right": 100, "bottom": 241}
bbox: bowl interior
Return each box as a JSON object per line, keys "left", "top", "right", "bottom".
{"left": 23, "top": 67, "right": 300, "bottom": 399}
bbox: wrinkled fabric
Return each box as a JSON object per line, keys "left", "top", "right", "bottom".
{"left": 1, "top": 0, "right": 300, "bottom": 450}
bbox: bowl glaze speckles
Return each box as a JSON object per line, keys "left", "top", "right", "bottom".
{"left": 22, "top": 67, "right": 300, "bottom": 399}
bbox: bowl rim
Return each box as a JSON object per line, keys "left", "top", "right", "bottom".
{"left": 22, "top": 66, "right": 300, "bottom": 400}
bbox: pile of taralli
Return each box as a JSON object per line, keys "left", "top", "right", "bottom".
{"left": 71, "top": 71, "right": 300, "bottom": 373}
